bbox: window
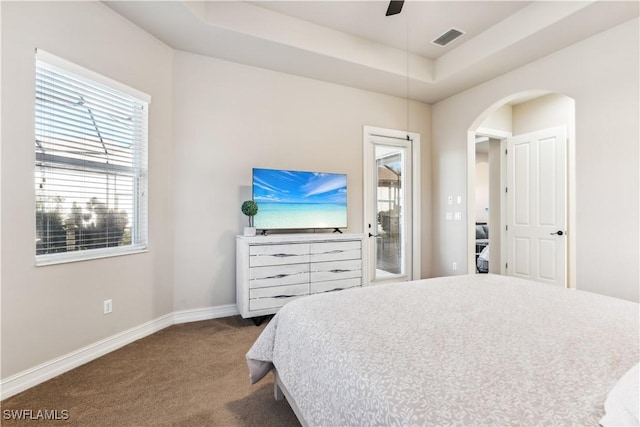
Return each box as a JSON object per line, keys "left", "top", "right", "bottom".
{"left": 35, "top": 50, "right": 149, "bottom": 265}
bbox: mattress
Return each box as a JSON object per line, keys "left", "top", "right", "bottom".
{"left": 247, "top": 274, "right": 639, "bottom": 426}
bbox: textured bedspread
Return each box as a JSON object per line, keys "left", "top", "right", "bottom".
{"left": 246, "top": 274, "right": 639, "bottom": 426}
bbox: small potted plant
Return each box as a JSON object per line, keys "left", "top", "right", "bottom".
{"left": 241, "top": 200, "right": 258, "bottom": 236}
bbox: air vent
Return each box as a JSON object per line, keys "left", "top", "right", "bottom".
{"left": 432, "top": 28, "right": 465, "bottom": 47}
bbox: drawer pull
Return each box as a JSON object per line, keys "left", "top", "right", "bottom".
{"left": 254, "top": 253, "right": 299, "bottom": 258}
{"left": 258, "top": 271, "right": 306, "bottom": 280}
{"left": 313, "top": 250, "right": 343, "bottom": 255}
{"left": 329, "top": 269, "right": 352, "bottom": 273}
{"left": 258, "top": 271, "right": 307, "bottom": 280}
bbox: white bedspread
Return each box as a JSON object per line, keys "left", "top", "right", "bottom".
{"left": 246, "top": 274, "right": 639, "bottom": 426}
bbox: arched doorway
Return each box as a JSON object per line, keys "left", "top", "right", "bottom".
{"left": 466, "top": 91, "right": 576, "bottom": 288}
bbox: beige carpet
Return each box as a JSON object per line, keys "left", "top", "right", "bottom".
{"left": 1, "top": 316, "right": 300, "bottom": 426}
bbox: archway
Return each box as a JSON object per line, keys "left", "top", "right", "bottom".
{"left": 466, "top": 90, "right": 576, "bottom": 288}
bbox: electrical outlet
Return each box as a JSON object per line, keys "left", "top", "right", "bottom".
{"left": 103, "top": 299, "right": 113, "bottom": 315}
{"left": 452, "top": 262, "right": 457, "bottom": 271}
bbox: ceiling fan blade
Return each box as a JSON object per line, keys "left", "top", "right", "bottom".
{"left": 385, "top": 0, "right": 404, "bottom": 16}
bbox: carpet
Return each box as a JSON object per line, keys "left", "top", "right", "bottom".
{"left": 1, "top": 316, "right": 299, "bottom": 426}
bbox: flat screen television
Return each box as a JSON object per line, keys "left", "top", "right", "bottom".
{"left": 252, "top": 168, "right": 347, "bottom": 231}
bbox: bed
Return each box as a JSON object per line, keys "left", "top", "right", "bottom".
{"left": 246, "top": 274, "right": 639, "bottom": 426}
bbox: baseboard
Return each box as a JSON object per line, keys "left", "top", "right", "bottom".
{"left": 173, "top": 304, "right": 239, "bottom": 324}
{"left": 1, "top": 304, "right": 239, "bottom": 400}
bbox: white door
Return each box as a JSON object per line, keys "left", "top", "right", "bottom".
{"left": 506, "top": 126, "right": 567, "bottom": 286}
{"left": 363, "top": 129, "right": 414, "bottom": 284}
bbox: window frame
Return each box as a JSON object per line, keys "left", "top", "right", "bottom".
{"left": 34, "top": 50, "right": 150, "bottom": 266}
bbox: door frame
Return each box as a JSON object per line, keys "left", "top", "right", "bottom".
{"left": 470, "top": 127, "right": 512, "bottom": 276}
{"left": 363, "top": 125, "right": 421, "bottom": 285}
{"left": 467, "top": 123, "right": 576, "bottom": 289}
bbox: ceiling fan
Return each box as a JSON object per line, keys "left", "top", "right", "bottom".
{"left": 385, "top": 0, "right": 405, "bottom": 16}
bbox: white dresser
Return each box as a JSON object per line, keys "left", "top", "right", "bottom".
{"left": 236, "top": 233, "right": 365, "bottom": 319}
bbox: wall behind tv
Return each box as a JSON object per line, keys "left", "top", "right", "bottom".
{"left": 171, "top": 50, "right": 432, "bottom": 311}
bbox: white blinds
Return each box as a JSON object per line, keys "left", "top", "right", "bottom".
{"left": 35, "top": 51, "right": 149, "bottom": 262}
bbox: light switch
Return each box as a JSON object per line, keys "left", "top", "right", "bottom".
{"left": 446, "top": 212, "right": 453, "bottom": 221}
{"left": 454, "top": 212, "right": 462, "bottom": 221}
{"left": 448, "top": 196, "right": 453, "bottom": 205}
{"left": 456, "top": 196, "right": 462, "bottom": 204}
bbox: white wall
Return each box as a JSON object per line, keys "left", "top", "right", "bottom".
{"left": 479, "top": 104, "right": 512, "bottom": 134}
{"left": 432, "top": 18, "right": 639, "bottom": 302}
{"left": 513, "top": 93, "right": 575, "bottom": 135}
{"left": 1, "top": 2, "right": 175, "bottom": 378}
{"left": 171, "top": 51, "right": 432, "bottom": 310}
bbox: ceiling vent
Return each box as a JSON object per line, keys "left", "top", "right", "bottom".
{"left": 432, "top": 28, "right": 465, "bottom": 47}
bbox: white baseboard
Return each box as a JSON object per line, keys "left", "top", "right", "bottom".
{"left": 173, "top": 304, "right": 239, "bottom": 324}
{"left": 0, "top": 304, "right": 239, "bottom": 400}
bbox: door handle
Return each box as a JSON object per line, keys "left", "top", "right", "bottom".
{"left": 368, "top": 232, "right": 378, "bottom": 238}
{"left": 550, "top": 230, "right": 564, "bottom": 236}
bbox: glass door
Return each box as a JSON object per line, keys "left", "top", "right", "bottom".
{"left": 364, "top": 132, "right": 413, "bottom": 283}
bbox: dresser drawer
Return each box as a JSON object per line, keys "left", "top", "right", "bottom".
{"left": 310, "top": 277, "right": 361, "bottom": 294}
{"left": 250, "top": 283, "right": 309, "bottom": 299}
{"left": 249, "top": 243, "right": 309, "bottom": 267}
{"left": 249, "top": 283, "right": 308, "bottom": 311}
{"left": 310, "top": 259, "right": 362, "bottom": 282}
{"left": 309, "top": 241, "right": 361, "bottom": 262}
{"left": 249, "top": 264, "right": 310, "bottom": 289}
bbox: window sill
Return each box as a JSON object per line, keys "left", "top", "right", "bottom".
{"left": 35, "top": 245, "right": 148, "bottom": 267}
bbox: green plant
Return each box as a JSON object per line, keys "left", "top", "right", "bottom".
{"left": 241, "top": 200, "right": 258, "bottom": 227}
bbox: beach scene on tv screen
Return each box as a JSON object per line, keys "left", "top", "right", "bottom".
{"left": 253, "top": 168, "right": 347, "bottom": 229}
